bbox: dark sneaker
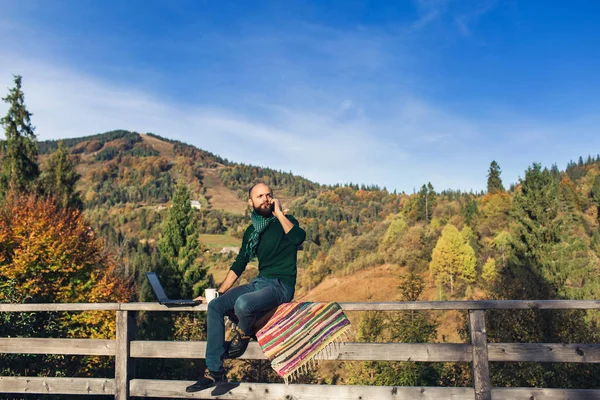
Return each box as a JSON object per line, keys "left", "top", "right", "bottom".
{"left": 225, "top": 329, "right": 252, "bottom": 359}
{"left": 185, "top": 370, "right": 226, "bottom": 393}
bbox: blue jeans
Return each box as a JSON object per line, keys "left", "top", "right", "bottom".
{"left": 205, "top": 276, "right": 294, "bottom": 373}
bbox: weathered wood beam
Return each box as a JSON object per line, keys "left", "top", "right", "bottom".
{"left": 130, "top": 341, "right": 473, "bottom": 362}
{"left": 0, "top": 337, "right": 115, "bottom": 356}
{"left": 338, "top": 300, "right": 600, "bottom": 311}
{"left": 129, "top": 380, "right": 476, "bottom": 399}
{"left": 0, "top": 303, "right": 120, "bottom": 312}
{"left": 1, "top": 300, "right": 600, "bottom": 312}
{"left": 115, "top": 310, "right": 136, "bottom": 400}
{"left": 120, "top": 300, "right": 600, "bottom": 312}
{"left": 488, "top": 343, "right": 600, "bottom": 363}
{"left": 492, "top": 388, "right": 600, "bottom": 399}
{"left": 0, "top": 377, "right": 114, "bottom": 395}
{"left": 469, "top": 310, "right": 491, "bottom": 400}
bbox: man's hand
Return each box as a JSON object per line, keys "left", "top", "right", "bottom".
{"left": 193, "top": 295, "right": 208, "bottom": 304}
{"left": 270, "top": 198, "right": 294, "bottom": 233}
{"left": 271, "top": 198, "right": 284, "bottom": 217}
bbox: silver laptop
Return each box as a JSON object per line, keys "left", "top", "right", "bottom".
{"left": 145, "top": 272, "right": 200, "bottom": 307}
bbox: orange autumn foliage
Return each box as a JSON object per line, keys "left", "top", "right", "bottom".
{"left": 0, "top": 192, "right": 132, "bottom": 338}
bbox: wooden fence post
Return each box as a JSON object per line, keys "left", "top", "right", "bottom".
{"left": 469, "top": 309, "right": 491, "bottom": 400}
{"left": 115, "top": 310, "right": 136, "bottom": 400}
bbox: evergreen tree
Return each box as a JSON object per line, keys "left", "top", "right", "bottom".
{"left": 549, "top": 163, "right": 561, "bottom": 181}
{"left": 136, "top": 183, "right": 210, "bottom": 380}
{"left": 0, "top": 75, "right": 39, "bottom": 195}
{"left": 462, "top": 195, "right": 479, "bottom": 226}
{"left": 558, "top": 175, "right": 581, "bottom": 216}
{"left": 39, "top": 141, "right": 82, "bottom": 210}
{"left": 485, "top": 164, "right": 600, "bottom": 389}
{"left": 158, "top": 182, "right": 207, "bottom": 298}
{"left": 590, "top": 175, "right": 600, "bottom": 221}
{"left": 486, "top": 160, "right": 504, "bottom": 194}
{"left": 512, "top": 163, "right": 561, "bottom": 269}
{"left": 427, "top": 182, "right": 437, "bottom": 215}
{"left": 417, "top": 182, "right": 437, "bottom": 222}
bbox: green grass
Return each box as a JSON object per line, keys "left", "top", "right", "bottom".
{"left": 200, "top": 233, "right": 241, "bottom": 249}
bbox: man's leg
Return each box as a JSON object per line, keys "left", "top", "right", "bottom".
{"left": 187, "top": 283, "right": 258, "bottom": 393}
{"left": 225, "top": 278, "right": 292, "bottom": 359}
{"left": 204, "top": 283, "right": 255, "bottom": 372}
{"left": 234, "top": 283, "right": 286, "bottom": 335}
{"left": 234, "top": 277, "right": 293, "bottom": 334}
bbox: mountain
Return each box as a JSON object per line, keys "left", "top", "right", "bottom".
{"left": 37, "top": 130, "right": 600, "bottom": 305}
{"left": 38, "top": 130, "right": 403, "bottom": 295}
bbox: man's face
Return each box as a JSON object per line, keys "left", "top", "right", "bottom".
{"left": 248, "top": 184, "right": 273, "bottom": 217}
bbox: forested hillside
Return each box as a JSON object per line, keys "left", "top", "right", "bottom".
{"left": 2, "top": 74, "right": 600, "bottom": 392}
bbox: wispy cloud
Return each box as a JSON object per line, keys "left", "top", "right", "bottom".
{"left": 0, "top": 49, "right": 480, "bottom": 191}
{"left": 412, "top": 0, "right": 450, "bottom": 29}
{"left": 412, "top": 0, "right": 498, "bottom": 36}
{"left": 3, "top": 46, "right": 598, "bottom": 193}
{"left": 454, "top": 0, "right": 498, "bottom": 36}
{"left": 0, "top": 51, "right": 406, "bottom": 188}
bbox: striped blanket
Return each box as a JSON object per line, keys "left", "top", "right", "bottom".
{"left": 256, "top": 302, "right": 352, "bottom": 382}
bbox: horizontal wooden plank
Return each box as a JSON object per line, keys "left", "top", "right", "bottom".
{"left": 119, "top": 300, "right": 600, "bottom": 312}
{"left": 130, "top": 379, "right": 476, "bottom": 399}
{"left": 1, "top": 300, "right": 600, "bottom": 312}
{"left": 0, "top": 303, "right": 120, "bottom": 312}
{"left": 0, "top": 338, "right": 115, "bottom": 356}
{"left": 489, "top": 343, "right": 600, "bottom": 363}
{"left": 338, "top": 300, "right": 600, "bottom": 311}
{"left": 492, "top": 388, "right": 600, "bottom": 399}
{"left": 119, "top": 302, "right": 207, "bottom": 311}
{"left": 0, "top": 377, "right": 115, "bottom": 395}
{"left": 130, "top": 341, "right": 472, "bottom": 362}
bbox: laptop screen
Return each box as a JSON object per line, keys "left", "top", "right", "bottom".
{"left": 146, "top": 272, "right": 169, "bottom": 302}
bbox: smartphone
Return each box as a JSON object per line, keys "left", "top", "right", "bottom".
{"left": 270, "top": 202, "right": 275, "bottom": 212}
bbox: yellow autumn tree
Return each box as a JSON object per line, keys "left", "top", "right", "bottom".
{"left": 429, "top": 224, "right": 476, "bottom": 296}
{"left": 481, "top": 257, "right": 498, "bottom": 287}
{"left": 0, "top": 192, "right": 131, "bottom": 337}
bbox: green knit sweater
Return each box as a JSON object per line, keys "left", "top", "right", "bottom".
{"left": 230, "top": 215, "right": 306, "bottom": 289}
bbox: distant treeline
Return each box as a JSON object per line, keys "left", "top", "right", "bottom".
{"left": 38, "top": 129, "right": 138, "bottom": 154}
{"left": 218, "top": 164, "right": 320, "bottom": 198}
{"left": 147, "top": 132, "right": 230, "bottom": 167}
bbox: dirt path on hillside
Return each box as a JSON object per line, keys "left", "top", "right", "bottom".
{"left": 140, "top": 134, "right": 176, "bottom": 162}
{"left": 201, "top": 168, "right": 248, "bottom": 215}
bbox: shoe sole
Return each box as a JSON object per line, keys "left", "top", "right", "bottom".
{"left": 185, "top": 380, "right": 227, "bottom": 392}
{"left": 186, "top": 384, "right": 215, "bottom": 393}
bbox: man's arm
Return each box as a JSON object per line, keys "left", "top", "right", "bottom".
{"left": 194, "top": 227, "right": 250, "bottom": 303}
{"left": 271, "top": 199, "right": 294, "bottom": 233}
{"left": 193, "top": 269, "right": 241, "bottom": 303}
{"left": 218, "top": 270, "right": 239, "bottom": 294}
{"left": 272, "top": 199, "right": 306, "bottom": 245}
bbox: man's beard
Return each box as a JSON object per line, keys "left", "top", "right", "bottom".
{"left": 253, "top": 203, "right": 273, "bottom": 217}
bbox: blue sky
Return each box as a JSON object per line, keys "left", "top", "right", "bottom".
{"left": 1, "top": 0, "right": 599, "bottom": 193}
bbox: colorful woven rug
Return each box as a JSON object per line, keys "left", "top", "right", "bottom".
{"left": 256, "top": 302, "right": 352, "bottom": 382}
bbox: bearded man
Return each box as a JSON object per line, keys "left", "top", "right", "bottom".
{"left": 186, "top": 182, "right": 306, "bottom": 393}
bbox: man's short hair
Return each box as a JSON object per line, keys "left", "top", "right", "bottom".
{"left": 248, "top": 184, "right": 257, "bottom": 199}
{"left": 248, "top": 182, "right": 271, "bottom": 199}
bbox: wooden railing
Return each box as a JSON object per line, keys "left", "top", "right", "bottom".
{"left": 1, "top": 300, "right": 600, "bottom": 399}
